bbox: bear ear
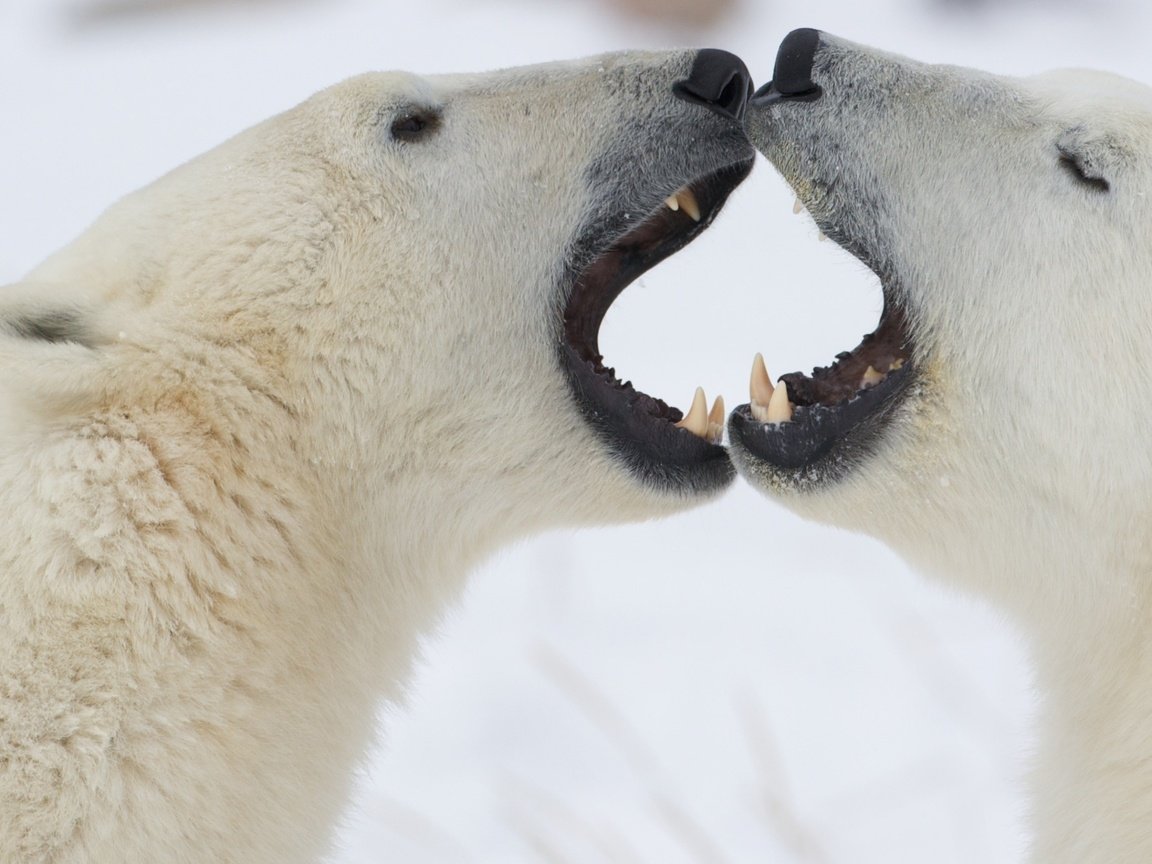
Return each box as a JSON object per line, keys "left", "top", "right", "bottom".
{"left": 0, "top": 290, "right": 107, "bottom": 423}
{"left": 0, "top": 285, "right": 100, "bottom": 349}
{"left": 4, "top": 306, "right": 93, "bottom": 346}
{"left": 1055, "top": 128, "right": 1124, "bottom": 194}
{"left": 388, "top": 107, "right": 442, "bottom": 143}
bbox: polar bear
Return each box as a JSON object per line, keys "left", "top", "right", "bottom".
{"left": 0, "top": 52, "right": 754, "bottom": 863}
{"left": 731, "top": 28, "right": 1152, "bottom": 863}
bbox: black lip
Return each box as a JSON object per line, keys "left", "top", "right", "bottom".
{"left": 730, "top": 361, "right": 914, "bottom": 484}
{"left": 559, "top": 158, "right": 753, "bottom": 495}
{"left": 728, "top": 224, "right": 917, "bottom": 483}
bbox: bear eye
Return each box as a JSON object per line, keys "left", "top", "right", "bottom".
{"left": 390, "top": 108, "right": 441, "bottom": 143}
{"left": 1057, "top": 146, "right": 1110, "bottom": 193}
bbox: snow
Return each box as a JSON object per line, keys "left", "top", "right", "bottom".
{"left": 4, "top": 0, "right": 1148, "bottom": 860}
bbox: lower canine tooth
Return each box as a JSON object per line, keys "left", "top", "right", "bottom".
{"left": 675, "top": 386, "right": 709, "bottom": 438}
{"left": 678, "top": 189, "right": 701, "bottom": 222}
{"left": 861, "top": 365, "right": 884, "bottom": 388}
{"left": 708, "top": 394, "right": 725, "bottom": 426}
{"left": 707, "top": 395, "right": 725, "bottom": 444}
{"left": 766, "top": 380, "right": 793, "bottom": 423}
{"left": 750, "top": 353, "right": 774, "bottom": 407}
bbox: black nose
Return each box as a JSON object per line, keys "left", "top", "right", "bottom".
{"left": 673, "top": 49, "right": 753, "bottom": 122}
{"left": 751, "top": 28, "right": 823, "bottom": 104}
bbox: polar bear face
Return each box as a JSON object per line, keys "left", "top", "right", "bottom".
{"left": 17, "top": 53, "right": 753, "bottom": 558}
{"left": 732, "top": 31, "right": 1152, "bottom": 607}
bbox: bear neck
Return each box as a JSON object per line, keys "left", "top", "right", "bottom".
{"left": 892, "top": 503, "right": 1152, "bottom": 862}
{"left": 1028, "top": 623, "right": 1152, "bottom": 862}
{"left": 1015, "top": 551, "right": 1152, "bottom": 863}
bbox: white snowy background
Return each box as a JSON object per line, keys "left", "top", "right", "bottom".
{"left": 4, "top": 0, "right": 1149, "bottom": 860}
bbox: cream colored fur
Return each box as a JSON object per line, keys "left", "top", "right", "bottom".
{"left": 0, "top": 54, "right": 738, "bottom": 863}
{"left": 738, "top": 35, "right": 1152, "bottom": 863}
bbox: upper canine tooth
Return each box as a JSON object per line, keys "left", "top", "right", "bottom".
{"left": 678, "top": 188, "right": 702, "bottom": 222}
{"left": 766, "top": 380, "right": 793, "bottom": 423}
{"left": 817, "top": 230, "right": 827, "bottom": 242}
{"left": 861, "top": 365, "right": 884, "bottom": 388}
{"left": 665, "top": 194, "right": 680, "bottom": 212}
{"left": 707, "top": 395, "right": 726, "bottom": 444}
{"left": 675, "top": 386, "right": 709, "bottom": 438}
{"left": 792, "top": 197, "right": 804, "bottom": 215}
{"left": 750, "top": 354, "right": 775, "bottom": 423}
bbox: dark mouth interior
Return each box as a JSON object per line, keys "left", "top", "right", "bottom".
{"left": 562, "top": 161, "right": 752, "bottom": 427}
{"left": 730, "top": 223, "right": 916, "bottom": 478}
{"left": 780, "top": 303, "right": 911, "bottom": 410}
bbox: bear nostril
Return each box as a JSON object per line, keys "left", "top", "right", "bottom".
{"left": 673, "top": 48, "right": 753, "bottom": 123}
{"left": 774, "top": 28, "right": 822, "bottom": 96}
{"left": 752, "top": 28, "right": 824, "bottom": 105}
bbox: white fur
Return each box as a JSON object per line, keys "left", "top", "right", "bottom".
{"left": 0, "top": 54, "right": 736, "bottom": 863}
{"left": 739, "top": 35, "right": 1152, "bottom": 863}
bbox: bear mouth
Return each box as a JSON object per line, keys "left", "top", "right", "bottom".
{"left": 728, "top": 197, "right": 917, "bottom": 484}
{"left": 559, "top": 158, "right": 753, "bottom": 494}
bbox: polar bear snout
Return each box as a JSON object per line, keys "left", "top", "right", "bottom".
{"left": 672, "top": 48, "right": 753, "bottom": 122}
{"left": 731, "top": 31, "right": 927, "bottom": 490}
{"left": 553, "top": 50, "right": 756, "bottom": 502}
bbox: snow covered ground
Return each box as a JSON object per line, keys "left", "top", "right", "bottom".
{"left": 4, "top": 0, "right": 1150, "bottom": 860}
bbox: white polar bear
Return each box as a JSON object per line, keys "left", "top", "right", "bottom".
{"left": 732, "top": 28, "right": 1152, "bottom": 863}
{"left": 0, "top": 52, "right": 754, "bottom": 863}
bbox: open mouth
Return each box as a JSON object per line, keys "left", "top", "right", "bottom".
{"left": 729, "top": 196, "right": 916, "bottom": 483}
{"left": 560, "top": 158, "right": 753, "bottom": 494}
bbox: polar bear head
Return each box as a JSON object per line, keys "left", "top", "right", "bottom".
{"left": 731, "top": 31, "right": 1152, "bottom": 622}
{"left": 732, "top": 32, "right": 1152, "bottom": 858}
{"left": 10, "top": 52, "right": 753, "bottom": 565}
{"left": 0, "top": 54, "right": 756, "bottom": 864}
